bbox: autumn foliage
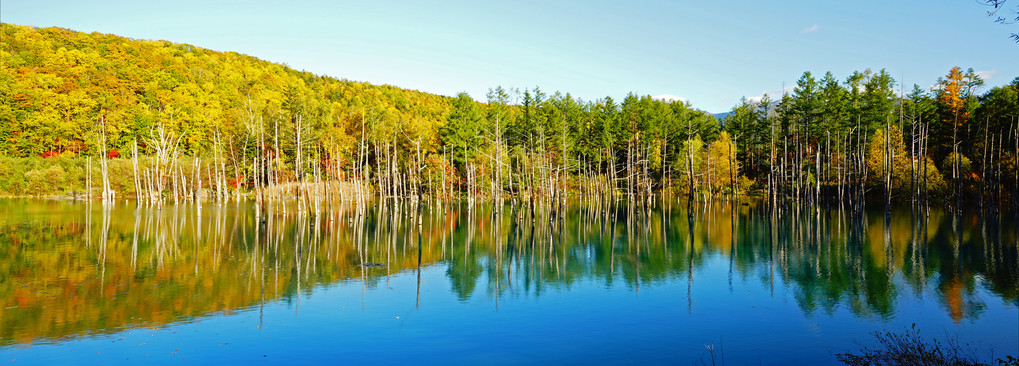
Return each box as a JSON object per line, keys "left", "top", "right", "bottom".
{"left": 938, "top": 66, "right": 969, "bottom": 126}
{"left": 0, "top": 23, "right": 452, "bottom": 159}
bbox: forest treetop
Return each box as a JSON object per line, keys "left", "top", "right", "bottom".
{"left": 0, "top": 23, "right": 719, "bottom": 159}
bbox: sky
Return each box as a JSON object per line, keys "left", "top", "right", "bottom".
{"left": 2, "top": 0, "right": 1017, "bottom": 113}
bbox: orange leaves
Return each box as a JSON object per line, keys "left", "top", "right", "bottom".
{"left": 938, "top": 66, "right": 968, "bottom": 125}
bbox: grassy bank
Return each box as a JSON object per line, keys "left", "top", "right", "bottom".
{"left": 0, "top": 156, "right": 91, "bottom": 197}
{"left": 0, "top": 156, "right": 173, "bottom": 198}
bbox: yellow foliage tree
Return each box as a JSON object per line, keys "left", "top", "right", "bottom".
{"left": 867, "top": 125, "right": 948, "bottom": 196}
{"left": 707, "top": 131, "right": 738, "bottom": 195}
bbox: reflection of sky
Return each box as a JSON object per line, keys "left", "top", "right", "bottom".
{"left": 7, "top": 259, "right": 1016, "bottom": 365}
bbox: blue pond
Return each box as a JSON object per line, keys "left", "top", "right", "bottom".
{"left": 0, "top": 199, "right": 1016, "bottom": 364}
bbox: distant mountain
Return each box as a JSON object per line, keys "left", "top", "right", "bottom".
{"left": 713, "top": 100, "right": 779, "bottom": 123}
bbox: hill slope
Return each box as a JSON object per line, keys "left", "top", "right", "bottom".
{"left": 0, "top": 23, "right": 452, "bottom": 157}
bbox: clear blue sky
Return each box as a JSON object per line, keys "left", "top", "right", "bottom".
{"left": 2, "top": 0, "right": 1017, "bottom": 113}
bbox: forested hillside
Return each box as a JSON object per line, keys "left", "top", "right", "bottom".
{"left": 0, "top": 23, "right": 451, "bottom": 157}
{"left": 1, "top": 23, "right": 1016, "bottom": 209}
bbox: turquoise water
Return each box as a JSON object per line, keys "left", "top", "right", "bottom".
{"left": 0, "top": 199, "right": 1016, "bottom": 364}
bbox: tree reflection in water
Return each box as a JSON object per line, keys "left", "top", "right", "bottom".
{"left": 0, "top": 199, "right": 1015, "bottom": 346}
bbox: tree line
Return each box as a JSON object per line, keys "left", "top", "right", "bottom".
{"left": 724, "top": 68, "right": 1018, "bottom": 212}
{"left": 1, "top": 24, "right": 1017, "bottom": 211}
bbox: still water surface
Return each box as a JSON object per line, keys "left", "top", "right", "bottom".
{"left": 0, "top": 199, "right": 1016, "bottom": 364}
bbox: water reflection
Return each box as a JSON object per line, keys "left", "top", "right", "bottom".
{"left": 0, "top": 199, "right": 1015, "bottom": 347}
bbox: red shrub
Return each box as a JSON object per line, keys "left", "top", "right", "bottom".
{"left": 228, "top": 175, "right": 245, "bottom": 188}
